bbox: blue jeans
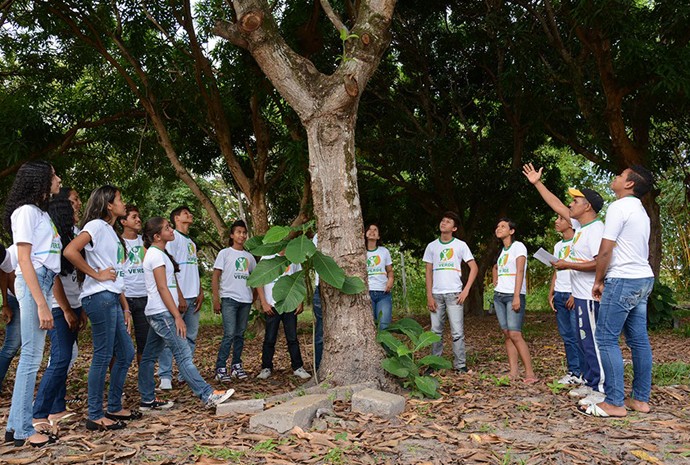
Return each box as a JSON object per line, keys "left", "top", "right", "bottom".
{"left": 313, "top": 286, "right": 323, "bottom": 371}
{"left": 33, "top": 306, "right": 82, "bottom": 419}
{"left": 553, "top": 292, "right": 583, "bottom": 376}
{"left": 158, "top": 297, "right": 199, "bottom": 381}
{"left": 139, "top": 312, "right": 212, "bottom": 403}
{"left": 493, "top": 292, "right": 526, "bottom": 331}
{"left": 0, "top": 294, "right": 20, "bottom": 389}
{"left": 215, "top": 298, "right": 251, "bottom": 369}
{"left": 6, "top": 267, "right": 56, "bottom": 440}
{"left": 82, "top": 291, "right": 135, "bottom": 420}
{"left": 430, "top": 293, "right": 466, "bottom": 370}
{"left": 596, "top": 277, "right": 654, "bottom": 406}
{"left": 370, "top": 291, "right": 393, "bottom": 330}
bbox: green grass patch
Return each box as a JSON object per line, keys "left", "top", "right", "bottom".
{"left": 652, "top": 362, "right": 690, "bottom": 386}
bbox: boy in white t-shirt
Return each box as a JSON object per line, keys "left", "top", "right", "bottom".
{"left": 158, "top": 206, "right": 204, "bottom": 390}
{"left": 119, "top": 205, "right": 149, "bottom": 363}
{"left": 423, "top": 211, "right": 478, "bottom": 372}
{"left": 256, "top": 252, "right": 311, "bottom": 380}
{"left": 523, "top": 164, "right": 606, "bottom": 403}
{"left": 212, "top": 220, "right": 256, "bottom": 381}
{"left": 548, "top": 215, "right": 583, "bottom": 385}
{"left": 586, "top": 166, "right": 656, "bottom": 418}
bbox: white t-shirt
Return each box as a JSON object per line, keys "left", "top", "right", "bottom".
{"left": 569, "top": 218, "right": 604, "bottom": 300}
{"left": 422, "top": 238, "right": 475, "bottom": 294}
{"left": 0, "top": 245, "right": 17, "bottom": 273}
{"left": 313, "top": 234, "right": 319, "bottom": 287}
{"left": 52, "top": 270, "right": 82, "bottom": 309}
{"left": 143, "top": 246, "right": 179, "bottom": 316}
{"left": 553, "top": 238, "right": 573, "bottom": 293}
{"left": 602, "top": 197, "right": 654, "bottom": 279}
{"left": 495, "top": 241, "right": 528, "bottom": 294}
{"left": 166, "top": 230, "right": 200, "bottom": 299}
{"left": 366, "top": 247, "right": 393, "bottom": 292}
{"left": 80, "top": 219, "right": 126, "bottom": 299}
{"left": 11, "top": 205, "right": 61, "bottom": 274}
{"left": 124, "top": 236, "right": 147, "bottom": 298}
{"left": 262, "top": 254, "right": 302, "bottom": 307}
{"left": 213, "top": 247, "right": 256, "bottom": 303}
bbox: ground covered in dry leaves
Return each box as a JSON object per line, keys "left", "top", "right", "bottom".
{"left": 1, "top": 312, "right": 689, "bottom": 464}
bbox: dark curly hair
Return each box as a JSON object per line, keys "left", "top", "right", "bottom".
{"left": 49, "top": 197, "right": 76, "bottom": 276}
{"left": 3, "top": 160, "right": 55, "bottom": 230}
{"left": 143, "top": 217, "right": 180, "bottom": 273}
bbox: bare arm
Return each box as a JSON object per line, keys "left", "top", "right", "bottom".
{"left": 17, "top": 243, "right": 53, "bottom": 330}
{"left": 548, "top": 271, "right": 557, "bottom": 312}
{"left": 63, "top": 231, "right": 116, "bottom": 282}
{"left": 212, "top": 268, "right": 222, "bottom": 313}
{"left": 1, "top": 270, "right": 11, "bottom": 324}
{"left": 512, "top": 256, "right": 526, "bottom": 312}
{"left": 153, "top": 265, "right": 186, "bottom": 337}
{"left": 522, "top": 164, "right": 571, "bottom": 220}
{"left": 458, "top": 260, "right": 478, "bottom": 304}
{"left": 553, "top": 259, "right": 597, "bottom": 272}
{"left": 492, "top": 264, "right": 498, "bottom": 286}
{"left": 384, "top": 264, "right": 394, "bottom": 293}
{"left": 592, "top": 239, "right": 616, "bottom": 300}
{"left": 425, "top": 262, "right": 437, "bottom": 311}
{"left": 256, "top": 286, "right": 275, "bottom": 316}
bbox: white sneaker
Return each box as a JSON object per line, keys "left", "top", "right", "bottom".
{"left": 558, "top": 373, "right": 583, "bottom": 385}
{"left": 205, "top": 389, "right": 235, "bottom": 408}
{"left": 578, "top": 391, "right": 606, "bottom": 406}
{"left": 569, "top": 385, "right": 593, "bottom": 397}
{"left": 256, "top": 368, "right": 271, "bottom": 380}
{"left": 159, "top": 378, "right": 173, "bottom": 390}
{"left": 293, "top": 367, "right": 311, "bottom": 379}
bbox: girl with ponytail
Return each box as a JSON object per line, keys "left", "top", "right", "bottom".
{"left": 137, "top": 217, "right": 234, "bottom": 411}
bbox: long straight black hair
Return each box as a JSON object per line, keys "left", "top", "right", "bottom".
{"left": 143, "top": 217, "right": 180, "bottom": 273}
{"left": 80, "top": 185, "right": 126, "bottom": 253}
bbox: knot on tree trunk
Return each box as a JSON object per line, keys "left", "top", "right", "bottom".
{"left": 344, "top": 74, "right": 359, "bottom": 97}
{"left": 360, "top": 33, "right": 371, "bottom": 46}
{"left": 240, "top": 11, "right": 264, "bottom": 33}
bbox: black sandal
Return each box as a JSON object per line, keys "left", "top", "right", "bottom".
{"left": 105, "top": 409, "right": 143, "bottom": 421}
{"left": 4, "top": 431, "right": 13, "bottom": 443}
{"left": 85, "top": 419, "right": 127, "bottom": 431}
{"left": 14, "top": 433, "right": 58, "bottom": 448}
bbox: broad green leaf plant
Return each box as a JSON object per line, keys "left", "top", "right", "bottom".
{"left": 377, "top": 318, "right": 452, "bottom": 399}
{"left": 245, "top": 222, "right": 366, "bottom": 314}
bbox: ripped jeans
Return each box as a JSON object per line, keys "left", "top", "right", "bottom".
{"left": 429, "top": 292, "right": 466, "bottom": 370}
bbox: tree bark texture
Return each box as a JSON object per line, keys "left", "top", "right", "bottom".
{"left": 216, "top": 0, "right": 397, "bottom": 387}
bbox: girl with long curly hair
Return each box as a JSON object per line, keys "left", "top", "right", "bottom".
{"left": 3, "top": 160, "right": 62, "bottom": 448}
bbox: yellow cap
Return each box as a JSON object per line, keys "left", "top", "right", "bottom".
{"left": 568, "top": 188, "right": 584, "bottom": 197}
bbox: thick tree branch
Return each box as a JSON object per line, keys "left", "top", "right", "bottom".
{"left": 319, "top": 0, "right": 346, "bottom": 33}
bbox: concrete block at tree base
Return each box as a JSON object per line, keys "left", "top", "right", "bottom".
{"left": 351, "top": 388, "right": 405, "bottom": 418}
{"left": 216, "top": 399, "right": 265, "bottom": 416}
{"left": 249, "top": 394, "right": 332, "bottom": 433}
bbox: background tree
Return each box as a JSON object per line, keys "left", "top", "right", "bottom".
{"left": 215, "top": 0, "right": 397, "bottom": 386}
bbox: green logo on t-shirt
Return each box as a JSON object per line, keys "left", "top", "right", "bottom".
{"left": 367, "top": 255, "right": 381, "bottom": 267}
{"left": 498, "top": 253, "right": 508, "bottom": 267}
{"left": 235, "top": 257, "right": 248, "bottom": 272}
{"left": 117, "top": 242, "right": 126, "bottom": 264}
{"left": 439, "top": 248, "right": 454, "bottom": 261}
{"left": 128, "top": 246, "right": 145, "bottom": 265}
{"left": 187, "top": 241, "right": 198, "bottom": 265}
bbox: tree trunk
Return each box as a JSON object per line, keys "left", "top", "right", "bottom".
{"left": 306, "top": 115, "right": 390, "bottom": 387}
{"left": 249, "top": 188, "right": 269, "bottom": 235}
{"left": 643, "top": 190, "right": 662, "bottom": 276}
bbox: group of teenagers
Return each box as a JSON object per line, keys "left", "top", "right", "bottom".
{"left": 0, "top": 158, "right": 657, "bottom": 448}
{"left": 424, "top": 162, "right": 657, "bottom": 420}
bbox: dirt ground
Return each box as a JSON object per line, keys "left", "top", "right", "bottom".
{"left": 0, "top": 312, "right": 689, "bottom": 464}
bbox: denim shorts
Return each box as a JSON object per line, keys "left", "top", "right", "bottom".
{"left": 493, "top": 292, "right": 526, "bottom": 331}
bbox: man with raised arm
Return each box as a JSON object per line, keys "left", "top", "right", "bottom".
{"left": 522, "top": 164, "right": 606, "bottom": 405}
